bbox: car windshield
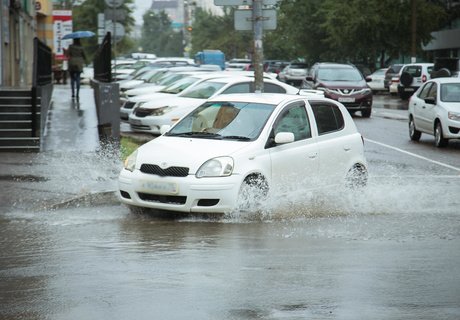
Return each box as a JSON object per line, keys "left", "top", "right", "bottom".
{"left": 180, "top": 81, "right": 226, "bottom": 99}
{"left": 317, "top": 68, "right": 363, "bottom": 81}
{"left": 166, "top": 101, "right": 276, "bottom": 140}
{"left": 159, "top": 76, "right": 200, "bottom": 94}
{"left": 440, "top": 83, "right": 460, "bottom": 103}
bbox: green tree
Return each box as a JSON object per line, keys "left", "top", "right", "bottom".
{"left": 72, "top": 0, "right": 135, "bottom": 60}
{"left": 140, "top": 10, "right": 183, "bottom": 56}
{"left": 190, "top": 8, "right": 252, "bottom": 59}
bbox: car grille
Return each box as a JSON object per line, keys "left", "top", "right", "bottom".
{"left": 134, "top": 108, "right": 151, "bottom": 117}
{"left": 138, "top": 192, "right": 187, "bottom": 205}
{"left": 140, "top": 164, "right": 189, "bottom": 177}
{"left": 332, "top": 88, "right": 361, "bottom": 95}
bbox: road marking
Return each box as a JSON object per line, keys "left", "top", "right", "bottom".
{"left": 365, "top": 138, "right": 460, "bottom": 173}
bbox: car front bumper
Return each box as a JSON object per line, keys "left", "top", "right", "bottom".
{"left": 118, "top": 168, "right": 242, "bottom": 214}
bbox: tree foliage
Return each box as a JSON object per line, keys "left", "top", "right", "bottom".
{"left": 190, "top": 8, "right": 252, "bottom": 59}
{"left": 72, "top": 0, "right": 135, "bottom": 60}
{"left": 139, "top": 10, "right": 183, "bottom": 57}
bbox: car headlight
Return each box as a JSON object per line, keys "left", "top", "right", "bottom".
{"left": 448, "top": 111, "right": 460, "bottom": 121}
{"left": 148, "top": 106, "right": 175, "bottom": 116}
{"left": 356, "top": 88, "right": 372, "bottom": 95}
{"left": 123, "top": 149, "right": 138, "bottom": 172}
{"left": 317, "top": 86, "right": 333, "bottom": 94}
{"left": 196, "top": 156, "right": 234, "bottom": 178}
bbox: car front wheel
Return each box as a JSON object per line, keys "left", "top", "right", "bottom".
{"left": 236, "top": 174, "right": 268, "bottom": 212}
{"left": 434, "top": 121, "right": 448, "bottom": 147}
{"left": 345, "top": 164, "right": 368, "bottom": 189}
{"left": 409, "top": 116, "right": 421, "bottom": 141}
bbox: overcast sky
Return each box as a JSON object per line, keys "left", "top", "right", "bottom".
{"left": 132, "top": 0, "right": 151, "bottom": 22}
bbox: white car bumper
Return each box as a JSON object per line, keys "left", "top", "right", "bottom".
{"left": 118, "top": 168, "right": 242, "bottom": 213}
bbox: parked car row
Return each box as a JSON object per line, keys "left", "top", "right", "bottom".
{"left": 116, "top": 57, "right": 460, "bottom": 216}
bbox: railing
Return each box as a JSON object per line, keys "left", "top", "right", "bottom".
{"left": 93, "top": 32, "right": 112, "bottom": 83}
{"left": 32, "top": 37, "right": 53, "bottom": 140}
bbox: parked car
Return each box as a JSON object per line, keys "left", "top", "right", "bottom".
{"left": 397, "top": 63, "right": 434, "bottom": 100}
{"left": 304, "top": 62, "right": 373, "bottom": 117}
{"left": 277, "top": 62, "right": 309, "bottom": 87}
{"left": 128, "top": 76, "right": 301, "bottom": 135}
{"left": 120, "top": 72, "right": 226, "bottom": 121}
{"left": 367, "top": 68, "right": 388, "bottom": 93}
{"left": 226, "top": 59, "right": 251, "bottom": 71}
{"left": 408, "top": 77, "right": 460, "bottom": 147}
{"left": 384, "top": 63, "right": 405, "bottom": 91}
{"left": 119, "top": 93, "right": 368, "bottom": 214}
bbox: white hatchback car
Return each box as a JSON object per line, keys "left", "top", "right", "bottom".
{"left": 408, "top": 78, "right": 460, "bottom": 147}
{"left": 128, "top": 76, "right": 301, "bottom": 135}
{"left": 119, "top": 93, "right": 368, "bottom": 214}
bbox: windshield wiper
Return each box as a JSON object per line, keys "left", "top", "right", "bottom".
{"left": 166, "top": 131, "right": 222, "bottom": 138}
{"left": 221, "top": 135, "right": 251, "bottom": 141}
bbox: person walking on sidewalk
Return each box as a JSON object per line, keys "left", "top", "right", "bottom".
{"left": 66, "top": 38, "right": 87, "bottom": 99}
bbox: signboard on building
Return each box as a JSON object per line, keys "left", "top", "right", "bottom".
{"left": 53, "top": 10, "right": 72, "bottom": 60}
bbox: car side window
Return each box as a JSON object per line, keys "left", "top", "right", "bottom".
{"left": 222, "top": 83, "right": 251, "bottom": 94}
{"left": 273, "top": 102, "right": 311, "bottom": 141}
{"left": 427, "top": 83, "right": 437, "bottom": 99}
{"left": 264, "top": 83, "right": 286, "bottom": 93}
{"left": 418, "top": 83, "right": 433, "bottom": 99}
{"left": 311, "top": 102, "right": 345, "bottom": 135}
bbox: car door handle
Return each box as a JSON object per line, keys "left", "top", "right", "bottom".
{"left": 343, "top": 146, "right": 351, "bottom": 151}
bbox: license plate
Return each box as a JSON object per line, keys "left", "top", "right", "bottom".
{"left": 404, "top": 88, "right": 414, "bottom": 92}
{"left": 130, "top": 119, "right": 142, "bottom": 125}
{"left": 141, "top": 180, "right": 179, "bottom": 194}
{"left": 338, "top": 97, "right": 355, "bottom": 103}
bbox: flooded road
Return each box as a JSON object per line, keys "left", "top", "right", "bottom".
{"left": 1, "top": 94, "right": 460, "bottom": 320}
{"left": 2, "top": 174, "right": 460, "bottom": 319}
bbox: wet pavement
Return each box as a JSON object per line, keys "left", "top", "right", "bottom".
{"left": 1, "top": 87, "right": 459, "bottom": 320}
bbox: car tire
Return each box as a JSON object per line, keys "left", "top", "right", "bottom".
{"left": 434, "top": 121, "right": 448, "bottom": 147}
{"left": 361, "top": 108, "right": 371, "bottom": 118}
{"left": 400, "top": 72, "right": 413, "bottom": 87}
{"left": 345, "top": 164, "right": 368, "bottom": 189}
{"left": 409, "top": 116, "right": 421, "bottom": 141}
{"left": 236, "top": 174, "right": 268, "bottom": 212}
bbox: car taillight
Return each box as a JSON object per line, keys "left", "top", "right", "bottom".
{"left": 391, "top": 77, "right": 399, "bottom": 83}
{"left": 422, "top": 75, "right": 427, "bottom": 82}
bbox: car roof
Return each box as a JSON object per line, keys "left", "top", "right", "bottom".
{"left": 206, "top": 92, "right": 332, "bottom": 105}
{"left": 427, "top": 77, "right": 460, "bottom": 84}
{"left": 314, "top": 62, "right": 356, "bottom": 69}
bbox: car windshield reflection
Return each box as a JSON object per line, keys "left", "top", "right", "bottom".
{"left": 166, "top": 101, "right": 276, "bottom": 140}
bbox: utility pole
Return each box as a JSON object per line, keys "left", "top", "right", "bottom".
{"left": 252, "top": 0, "right": 264, "bottom": 92}
{"left": 411, "top": 0, "right": 417, "bottom": 63}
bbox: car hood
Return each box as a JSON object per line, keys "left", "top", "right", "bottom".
{"left": 142, "top": 96, "right": 203, "bottom": 109}
{"left": 129, "top": 92, "right": 173, "bottom": 102}
{"left": 126, "top": 85, "right": 165, "bottom": 96}
{"left": 120, "top": 80, "right": 144, "bottom": 90}
{"left": 136, "top": 136, "right": 251, "bottom": 173}
{"left": 316, "top": 80, "right": 367, "bottom": 89}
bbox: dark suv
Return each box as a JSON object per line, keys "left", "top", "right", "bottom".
{"left": 304, "top": 62, "right": 373, "bottom": 117}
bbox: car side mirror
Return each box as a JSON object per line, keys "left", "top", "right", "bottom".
{"left": 365, "top": 77, "right": 372, "bottom": 82}
{"left": 274, "top": 132, "right": 295, "bottom": 144}
{"left": 424, "top": 97, "right": 436, "bottom": 105}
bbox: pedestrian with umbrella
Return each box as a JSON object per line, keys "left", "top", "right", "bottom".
{"left": 63, "top": 31, "right": 94, "bottom": 99}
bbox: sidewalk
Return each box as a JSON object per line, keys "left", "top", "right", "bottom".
{"left": 0, "top": 84, "right": 120, "bottom": 213}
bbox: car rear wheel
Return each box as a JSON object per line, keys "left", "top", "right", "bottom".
{"left": 434, "top": 121, "right": 448, "bottom": 147}
{"left": 409, "top": 116, "right": 421, "bottom": 141}
{"left": 345, "top": 164, "right": 368, "bottom": 189}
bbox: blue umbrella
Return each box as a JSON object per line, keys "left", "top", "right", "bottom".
{"left": 62, "top": 30, "right": 95, "bottom": 40}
